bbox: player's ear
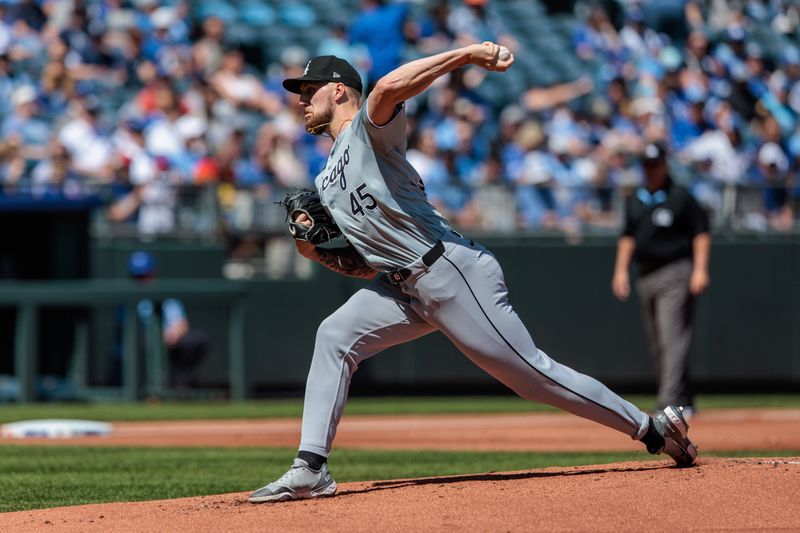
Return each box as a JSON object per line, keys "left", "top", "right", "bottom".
{"left": 334, "top": 82, "right": 350, "bottom": 103}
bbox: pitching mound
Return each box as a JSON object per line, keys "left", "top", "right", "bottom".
{"left": 2, "top": 457, "right": 798, "bottom": 532}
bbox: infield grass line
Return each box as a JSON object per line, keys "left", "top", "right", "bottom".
{"left": 0, "top": 446, "right": 798, "bottom": 513}
{"left": 1, "top": 394, "right": 799, "bottom": 424}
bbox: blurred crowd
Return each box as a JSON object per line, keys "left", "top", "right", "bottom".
{"left": 562, "top": 0, "right": 800, "bottom": 232}
{"left": 0, "top": 0, "right": 799, "bottom": 246}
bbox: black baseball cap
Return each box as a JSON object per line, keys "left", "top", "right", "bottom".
{"left": 283, "top": 55, "right": 363, "bottom": 94}
{"left": 642, "top": 141, "right": 667, "bottom": 162}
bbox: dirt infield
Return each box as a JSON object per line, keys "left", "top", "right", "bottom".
{"left": 3, "top": 457, "right": 799, "bottom": 532}
{"left": 4, "top": 408, "right": 800, "bottom": 452}
{"left": 2, "top": 409, "right": 800, "bottom": 531}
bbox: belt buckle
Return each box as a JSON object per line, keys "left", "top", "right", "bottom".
{"left": 387, "top": 269, "right": 410, "bottom": 286}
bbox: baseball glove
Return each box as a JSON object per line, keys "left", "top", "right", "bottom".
{"left": 278, "top": 188, "right": 342, "bottom": 245}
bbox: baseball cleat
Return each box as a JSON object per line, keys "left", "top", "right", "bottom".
{"left": 652, "top": 405, "right": 698, "bottom": 467}
{"left": 248, "top": 458, "right": 337, "bottom": 503}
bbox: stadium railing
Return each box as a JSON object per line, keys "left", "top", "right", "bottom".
{"left": 0, "top": 279, "right": 247, "bottom": 403}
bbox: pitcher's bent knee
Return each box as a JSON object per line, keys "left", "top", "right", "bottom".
{"left": 313, "top": 313, "right": 359, "bottom": 363}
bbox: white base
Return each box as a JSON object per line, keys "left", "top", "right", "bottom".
{"left": 1, "top": 419, "right": 113, "bottom": 439}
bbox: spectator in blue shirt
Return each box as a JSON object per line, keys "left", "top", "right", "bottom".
{"left": 1, "top": 84, "right": 49, "bottom": 162}
{"left": 233, "top": 138, "right": 276, "bottom": 190}
{"left": 349, "top": 0, "right": 413, "bottom": 93}
{"left": 128, "top": 251, "right": 209, "bottom": 390}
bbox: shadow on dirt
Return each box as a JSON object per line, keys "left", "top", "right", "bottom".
{"left": 337, "top": 460, "right": 675, "bottom": 497}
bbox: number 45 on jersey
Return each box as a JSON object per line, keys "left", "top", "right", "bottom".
{"left": 350, "top": 183, "right": 377, "bottom": 216}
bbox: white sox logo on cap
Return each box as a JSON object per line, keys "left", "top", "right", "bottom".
{"left": 283, "top": 56, "right": 364, "bottom": 94}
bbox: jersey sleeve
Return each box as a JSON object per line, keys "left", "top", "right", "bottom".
{"left": 621, "top": 196, "right": 636, "bottom": 237}
{"left": 352, "top": 95, "right": 407, "bottom": 154}
{"left": 161, "top": 298, "right": 187, "bottom": 330}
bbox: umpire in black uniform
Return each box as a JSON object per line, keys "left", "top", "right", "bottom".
{"left": 612, "top": 142, "right": 711, "bottom": 415}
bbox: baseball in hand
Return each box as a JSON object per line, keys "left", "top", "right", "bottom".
{"left": 498, "top": 46, "right": 511, "bottom": 61}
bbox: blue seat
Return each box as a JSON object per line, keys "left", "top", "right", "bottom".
{"left": 194, "top": 0, "right": 238, "bottom": 25}
{"left": 238, "top": 1, "right": 276, "bottom": 28}
{"left": 225, "top": 22, "right": 261, "bottom": 46}
{"left": 278, "top": 2, "right": 317, "bottom": 29}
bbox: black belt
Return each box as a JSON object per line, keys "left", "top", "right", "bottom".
{"left": 385, "top": 241, "right": 445, "bottom": 285}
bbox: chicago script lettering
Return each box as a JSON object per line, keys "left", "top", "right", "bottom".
{"left": 321, "top": 146, "right": 350, "bottom": 192}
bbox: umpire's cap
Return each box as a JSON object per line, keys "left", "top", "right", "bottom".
{"left": 283, "top": 55, "right": 362, "bottom": 95}
{"left": 128, "top": 251, "right": 156, "bottom": 278}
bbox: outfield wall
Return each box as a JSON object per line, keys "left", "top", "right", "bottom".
{"left": 84, "top": 234, "right": 800, "bottom": 396}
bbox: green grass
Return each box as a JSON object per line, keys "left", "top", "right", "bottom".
{"left": 1, "top": 394, "right": 799, "bottom": 424}
{"left": 2, "top": 446, "right": 798, "bottom": 513}
{"left": 2, "top": 395, "right": 797, "bottom": 513}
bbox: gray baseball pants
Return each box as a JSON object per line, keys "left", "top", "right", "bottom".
{"left": 299, "top": 234, "right": 650, "bottom": 457}
{"left": 635, "top": 258, "right": 695, "bottom": 409}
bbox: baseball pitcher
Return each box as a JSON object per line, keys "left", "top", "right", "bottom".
{"left": 249, "top": 43, "right": 697, "bottom": 503}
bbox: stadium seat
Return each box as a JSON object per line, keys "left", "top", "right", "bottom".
{"left": 237, "top": 1, "right": 277, "bottom": 28}
{"left": 194, "top": 0, "right": 238, "bottom": 25}
{"left": 277, "top": 2, "right": 317, "bottom": 29}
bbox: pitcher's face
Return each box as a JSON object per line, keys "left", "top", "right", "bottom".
{"left": 299, "top": 81, "right": 335, "bottom": 136}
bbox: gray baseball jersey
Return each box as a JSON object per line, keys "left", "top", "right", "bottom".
{"left": 299, "top": 98, "right": 650, "bottom": 458}
{"left": 315, "top": 100, "right": 449, "bottom": 271}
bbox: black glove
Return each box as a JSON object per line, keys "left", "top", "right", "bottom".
{"left": 278, "top": 188, "right": 342, "bottom": 245}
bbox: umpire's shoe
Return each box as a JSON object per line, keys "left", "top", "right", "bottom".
{"left": 652, "top": 405, "right": 698, "bottom": 467}
{"left": 248, "top": 458, "right": 337, "bottom": 503}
